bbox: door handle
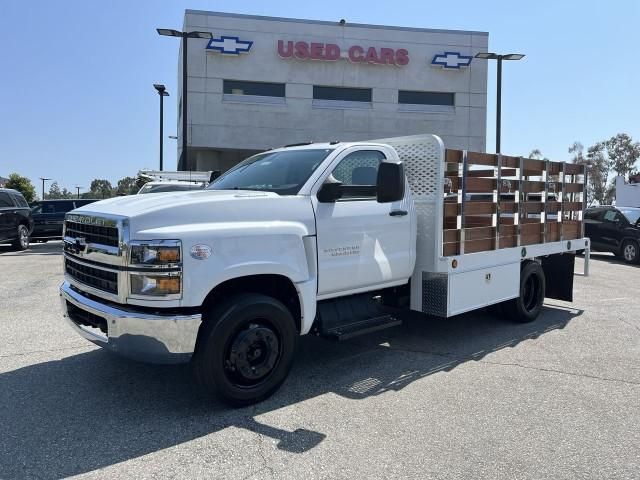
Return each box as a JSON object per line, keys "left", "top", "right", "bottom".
{"left": 389, "top": 210, "right": 408, "bottom": 217}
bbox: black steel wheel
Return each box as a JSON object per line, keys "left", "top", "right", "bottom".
{"left": 194, "top": 293, "right": 297, "bottom": 406}
{"left": 11, "top": 224, "right": 29, "bottom": 251}
{"left": 504, "top": 261, "right": 546, "bottom": 323}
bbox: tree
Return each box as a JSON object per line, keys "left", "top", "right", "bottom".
{"left": 586, "top": 142, "right": 610, "bottom": 205}
{"left": 568, "top": 142, "right": 586, "bottom": 165}
{"left": 5, "top": 173, "right": 37, "bottom": 203}
{"left": 529, "top": 149, "right": 544, "bottom": 160}
{"left": 605, "top": 133, "right": 640, "bottom": 180}
{"left": 116, "top": 176, "right": 139, "bottom": 196}
{"left": 48, "top": 181, "right": 62, "bottom": 199}
{"left": 88, "top": 179, "right": 115, "bottom": 199}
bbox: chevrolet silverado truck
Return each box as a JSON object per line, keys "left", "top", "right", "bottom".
{"left": 60, "top": 135, "right": 590, "bottom": 405}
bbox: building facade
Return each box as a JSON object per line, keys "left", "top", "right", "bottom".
{"left": 177, "top": 10, "right": 489, "bottom": 171}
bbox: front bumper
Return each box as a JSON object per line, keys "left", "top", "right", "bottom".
{"left": 60, "top": 281, "right": 202, "bottom": 364}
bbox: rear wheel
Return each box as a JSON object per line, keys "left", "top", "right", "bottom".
{"left": 504, "top": 261, "right": 546, "bottom": 323}
{"left": 193, "top": 293, "right": 297, "bottom": 406}
{"left": 621, "top": 240, "right": 639, "bottom": 264}
{"left": 11, "top": 224, "right": 29, "bottom": 251}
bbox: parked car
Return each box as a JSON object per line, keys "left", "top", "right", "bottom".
{"left": 585, "top": 206, "right": 640, "bottom": 263}
{"left": 0, "top": 188, "right": 34, "bottom": 250}
{"left": 30, "top": 199, "right": 98, "bottom": 241}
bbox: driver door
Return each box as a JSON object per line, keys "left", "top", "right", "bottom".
{"left": 312, "top": 147, "right": 413, "bottom": 297}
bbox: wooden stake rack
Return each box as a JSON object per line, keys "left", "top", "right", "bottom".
{"left": 442, "top": 150, "right": 586, "bottom": 257}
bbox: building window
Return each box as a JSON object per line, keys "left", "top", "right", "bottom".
{"left": 313, "top": 86, "right": 372, "bottom": 102}
{"left": 398, "top": 90, "right": 455, "bottom": 106}
{"left": 312, "top": 86, "right": 372, "bottom": 110}
{"left": 223, "top": 80, "right": 285, "bottom": 97}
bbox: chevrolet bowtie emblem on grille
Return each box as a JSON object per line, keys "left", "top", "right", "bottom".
{"left": 431, "top": 51, "right": 473, "bottom": 69}
{"left": 206, "top": 36, "right": 253, "bottom": 55}
{"left": 69, "top": 237, "right": 87, "bottom": 255}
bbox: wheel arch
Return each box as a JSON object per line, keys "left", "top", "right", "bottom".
{"left": 201, "top": 274, "right": 303, "bottom": 333}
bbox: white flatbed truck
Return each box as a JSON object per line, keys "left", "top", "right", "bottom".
{"left": 60, "top": 134, "right": 590, "bottom": 405}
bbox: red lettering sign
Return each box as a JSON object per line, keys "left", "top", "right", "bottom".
{"left": 279, "top": 40, "right": 409, "bottom": 66}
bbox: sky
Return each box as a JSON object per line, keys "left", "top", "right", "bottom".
{"left": 1, "top": 0, "right": 638, "bottom": 194}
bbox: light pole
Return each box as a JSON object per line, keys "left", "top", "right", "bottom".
{"left": 156, "top": 29, "right": 213, "bottom": 170}
{"left": 74, "top": 186, "right": 82, "bottom": 199}
{"left": 153, "top": 84, "right": 169, "bottom": 171}
{"left": 475, "top": 52, "right": 525, "bottom": 153}
{"left": 39, "top": 177, "right": 51, "bottom": 201}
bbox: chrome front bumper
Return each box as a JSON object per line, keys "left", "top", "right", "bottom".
{"left": 60, "top": 281, "right": 202, "bottom": 364}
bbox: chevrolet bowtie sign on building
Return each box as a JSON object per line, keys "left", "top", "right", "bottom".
{"left": 431, "top": 52, "right": 473, "bottom": 69}
{"left": 206, "top": 35, "right": 253, "bottom": 54}
{"left": 179, "top": 10, "right": 488, "bottom": 172}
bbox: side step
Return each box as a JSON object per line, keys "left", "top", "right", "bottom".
{"left": 316, "top": 293, "right": 403, "bottom": 341}
{"left": 323, "top": 315, "right": 402, "bottom": 341}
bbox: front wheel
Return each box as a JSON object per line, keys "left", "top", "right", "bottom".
{"left": 11, "top": 224, "right": 29, "bottom": 251}
{"left": 193, "top": 293, "right": 298, "bottom": 406}
{"left": 504, "top": 261, "right": 546, "bottom": 323}
{"left": 621, "top": 240, "right": 639, "bottom": 264}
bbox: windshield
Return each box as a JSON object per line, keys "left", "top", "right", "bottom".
{"left": 620, "top": 208, "right": 640, "bottom": 224}
{"left": 207, "top": 149, "right": 333, "bottom": 195}
{"left": 138, "top": 183, "right": 205, "bottom": 194}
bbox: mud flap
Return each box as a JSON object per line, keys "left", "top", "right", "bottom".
{"left": 541, "top": 253, "right": 575, "bottom": 302}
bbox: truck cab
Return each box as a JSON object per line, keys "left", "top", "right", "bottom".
{"left": 60, "top": 135, "right": 589, "bottom": 405}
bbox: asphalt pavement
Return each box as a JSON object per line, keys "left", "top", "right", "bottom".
{"left": 0, "top": 241, "right": 638, "bottom": 479}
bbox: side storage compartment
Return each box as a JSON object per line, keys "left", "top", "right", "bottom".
{"left": 423, "top": 262, "right": 520, "bottom": 317}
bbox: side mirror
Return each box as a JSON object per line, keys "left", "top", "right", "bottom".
{"left": 209, "top": 170, "right": 222, "bottom": 183}
{"left": 377, "top": 161, "right": 405, "bottom": 203}
{"left": 317, "top": 176, "right": 343, "bottom": 203}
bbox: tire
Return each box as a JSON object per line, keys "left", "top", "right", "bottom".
{"left": 504, "top": 261, "right": 546, "bottom": 323}
{"left": 621, "top": 240, "right": 640, "bottom": 264}
{"left": 193, "top": 293, "right": 298, "bottom": 407}
{"left": 11, "top": 224, "right": 29, "bottom": 251}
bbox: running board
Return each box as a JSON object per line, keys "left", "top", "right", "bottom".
{"left": 323, "top": 315, "right": 402, "bottom": 341}
{"left": 316, "top": 293, "right": 402, "bottom": 340}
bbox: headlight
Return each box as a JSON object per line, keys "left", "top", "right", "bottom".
{"left": 130, "top": 273, "right": 181, "bottom": 296}
{"left": 130, "top": 240, "right": 181, "bottom": 266}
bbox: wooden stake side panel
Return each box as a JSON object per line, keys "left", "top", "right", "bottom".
{"left": 443, "top": 149, "right": 585, "bottom": 256}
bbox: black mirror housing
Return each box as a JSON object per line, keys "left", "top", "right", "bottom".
{"left": 377, "top": 161, "right": 405, "bottom": 203}
{"left": 317, "top": 177, "right": 343, "bottom": 202}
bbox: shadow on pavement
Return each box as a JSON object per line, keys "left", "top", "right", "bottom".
{"left": 0, "top": 240, "right": 63, "bottom": 256}
{"left": 587, "top": 251, "right": 637, "bottom": 267}
{"left": 0, "top": 304, "right": 582, "bottom": 479}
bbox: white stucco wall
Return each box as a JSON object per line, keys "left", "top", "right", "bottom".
{"left": 177, "top": 10, "right": 488, "bottom": 170}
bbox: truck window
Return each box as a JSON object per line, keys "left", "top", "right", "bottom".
{"left": 331, "top": 150, "right": 386, "bottom": 198}
{"left": 0, "top": 192, "right": 13, "bottom": 208}
{"left": 584, "top": 209, "right": 602, "bottom": 221}
{"left": 603, "top": 210, "right": 618, "bottom": 223}
{"left": 209, "top": 148, "right": 333, "bottom": 195}
{"left": 11, "top": 194, "right": 28, "bottom": 208}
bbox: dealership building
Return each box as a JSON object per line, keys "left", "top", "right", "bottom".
{"left": 175, "top": 10, "right": 489, "bottom": 171}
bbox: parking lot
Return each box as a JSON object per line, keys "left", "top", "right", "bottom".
{"left": 1, "top": 240, "right": 639, "bottom": 479}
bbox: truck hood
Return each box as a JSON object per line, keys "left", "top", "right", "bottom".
{"left": 73, "top": 190, "right": 316, "bottom": 237}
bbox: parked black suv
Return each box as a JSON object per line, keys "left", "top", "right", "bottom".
{"left": 0, "top": 188, "right": 34, "bottom": 250}
{"left": 30, "top": 199, "right": 98, "bottom": 240}
{"left": 585, "top": 206, "right": 640, "bottom": 263}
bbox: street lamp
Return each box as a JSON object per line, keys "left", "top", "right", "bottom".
{"left": 475, "top": 52, "right": 525, "bottom": 153}
{"left": 39, "top": 177, "right": 51, "bottom": 201}
{"left": 74, "top": 185, "right": 82, "bottom": 199}
{"left": 153, "top": 84, "right": 170, "bottom": 171}
{"left": 157, "top": 28, "right": 213, "bottom": 170}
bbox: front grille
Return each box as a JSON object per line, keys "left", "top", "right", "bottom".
{"left": 66, "top": 301, "right": 108, "bottom": 334}
{"left": 65, "top": 258, "right": 118, "bottom": 295}
{"left": 64, "top": 220, "right": 119, "bottom": 247}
